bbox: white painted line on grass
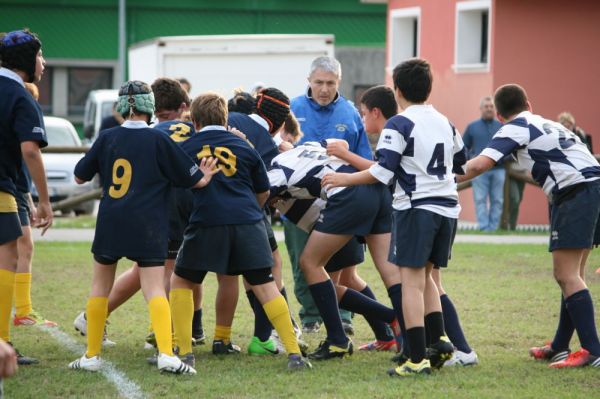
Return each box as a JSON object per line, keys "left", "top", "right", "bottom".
{"left": 38, "top": 325, "right": 146, "bottom": 399}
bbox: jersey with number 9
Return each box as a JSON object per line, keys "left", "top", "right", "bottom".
{"left": 74, "top": 121, "right": 202, "bottom": 260}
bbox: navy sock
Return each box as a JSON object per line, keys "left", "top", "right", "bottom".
{"left": 308, "top": 280, "right": 348, "bottom": 346}
{"left": 339, "top": 288, "right": 394, "bottom": 341}
{"left": 388, "top": 284, "right": 409, "bottom": 356}
{"left": 551, "top": 295, "right": 574, "bottom": 351}
{"left": 440, "top": 294, "right": 471, "bottom": 353}
{"left": 360, "top": 285, "right": 376, "bottom": 300}
{"left": 424, "top": 312, "right": 445, "bottom": 345}
{"left": 406, "top": 327, "right": 426, "bottom": 363}
{"left": 246, "top": 290, "right": 272, "bottom": 341}
{"left": 192, "top": 308, "right": 203, "bottom": 334}
{"left": 565, "top": 289, "right": 600, "bottom": 356}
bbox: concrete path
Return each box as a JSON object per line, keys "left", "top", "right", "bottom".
{"left": 34, "top": 228, "right": 548, "bottom": 245}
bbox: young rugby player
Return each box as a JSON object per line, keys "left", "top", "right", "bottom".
{"left": 73, "top": 78, "right": 205, "bottom": 347}
{"left": 170, "top": 93, "right": 311, "bottom": 371}
{"left": 12, "top": 82, "right": 56, "bottom": 328}
{"left": 0, "top": 29, "right": 53, "bottom": 366}
{"left": 228, "top": 88, "right": 305, "bottom": 355}
{"left": 323, "top": 59, "right": 464, "bottom": 376}
{"left": 68, "top": 80, "right": 218, "bottom": 374}
{"left": 459, "top": 83, "right": 600, "bottom": 369}
{"left": 269, "top": 140, "right": 403, "bottom": 359}
{"left": 330, "top": 85, "right": 478, "bottom": 366}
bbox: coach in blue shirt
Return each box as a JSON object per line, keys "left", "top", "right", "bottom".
{"left": 462, "top": 97, "right": 504, "bottom": 231}
{"left": 286, "top": 56, "right": 371, "bottom": 334}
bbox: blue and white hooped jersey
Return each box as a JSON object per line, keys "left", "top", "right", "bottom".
{"left": 268, "top": 140, "right": 357, "bottom": 201}
{"left": 268, "top": 140, "right": 356, "bottom": 232}
{"left": 481, "top": 111, "right": 600, "bottom": 199}
{"left": 369, "top": 104, "right": 467, "bottom": 218}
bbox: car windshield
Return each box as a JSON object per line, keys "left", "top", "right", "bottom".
{"left": 45, "top": 124, "right": 79, "bottom": 147}
{"left": 101, "top": 101, "right": 114, "bottom": 119}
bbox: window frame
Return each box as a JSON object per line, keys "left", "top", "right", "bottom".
{"left": 453, "top": 0, "right": 492, "bottom": 73}
{"left": 44, "top": 59, "right": 118, "bottom": 123}
{"left": 387, "top": 7, "right": 421, "bottom": 74}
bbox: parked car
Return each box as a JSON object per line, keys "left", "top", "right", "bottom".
{"left": 83, "top": 89, "right": 118, "bottom": 143}
{"left": 30, "top": 116, "right": 96, "bottom": 215}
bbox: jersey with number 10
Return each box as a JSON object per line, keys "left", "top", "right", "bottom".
{"left": 369, "top": 104, "right": 467, "bottom": 218}
{"left": 481, "top": 111, "right": 600, "bottom": 199}
{"left": 74, "top": 121, "right": 202, "bottom": 259}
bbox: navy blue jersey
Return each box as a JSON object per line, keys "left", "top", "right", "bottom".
{"left": 15, "top": 163, "right": 32, "bottom": 193}
{"left": 180, "top": 126, "right": 270, "bottom": 226}
{"left": 154, "top": 120, "right": 196, "bottom": 143}
{"left": 0, "top": 72, "right": 47, "bottom": 197}
{"left": 74, "top": 121, "right": 202, "bottom": 259}
{"left": 227, "top": 112, "right": 279, "bottom": 169}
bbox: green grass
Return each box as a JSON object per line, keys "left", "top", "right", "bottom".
{"left": 6, "top": 242, "right": 600, "bottom": 398}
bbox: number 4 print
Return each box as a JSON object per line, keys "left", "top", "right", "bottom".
{"left": 427, "top": 143, "right": 446, "bottom": 180}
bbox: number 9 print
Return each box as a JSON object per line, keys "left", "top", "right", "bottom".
{"left": 108, "top": 158, "right": 132, "bottom": 199}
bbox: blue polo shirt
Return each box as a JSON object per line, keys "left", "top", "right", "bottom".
{"left": 0, "top": 69, "right": 47, "bottom": 197}
{"left": 462, "top": 118, "right": 503, "bottom": 167}
{"left": 75, "top": 120, "right": 202, "bottom": 259}
{"left": 291, "top": 89, "right": 372, "bottom": 160}
{"left": 180, "top": 126, "right": 270, "bottom": 226}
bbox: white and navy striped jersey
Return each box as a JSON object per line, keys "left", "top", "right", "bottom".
{"left": 369, "top": 104, "right": 467, "bottom": 218}
{"left": 268, "top": 140, "right": 356, "bottom": 231}
{"left": 268, "top": 140, "right": 357, "bottom": 200}
{"left": 481, "top": 111, "right": 600, "bottom": 199}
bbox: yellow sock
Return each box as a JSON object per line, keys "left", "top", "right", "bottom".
{"left": 149, "top": 296, "right": 174, "bottom": 356}
{"left": 214, "top": 324, "right": 232, "bottom": 344}
{"left": 169, "top": 289, "right": 193, "bottom": 355}
{"left": 86, "top": 297, "right": 108, "bottom": 358}
{"left": 14, "top": 272, "right": 32, "bottom": 317}
{"left": 0, "top": 269, "right": 16, "bottom": 342}
{"left": 264, "top": 295, "right": 301, "bottom": 355}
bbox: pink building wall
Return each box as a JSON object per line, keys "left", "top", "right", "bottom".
{"left": 386, "top": 0, "right": 600, "bottom": 225}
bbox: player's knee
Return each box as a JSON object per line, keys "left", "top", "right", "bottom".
{"left": 243, "top": 268, "right": 274, "bottom": 286}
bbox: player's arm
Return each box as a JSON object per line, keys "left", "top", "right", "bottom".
{"left": 256, "top": 190, "right": 270, "bottom": 208}
{"left": 74, "top": 138, "right": 102, "bottom": 184}
{"left": 321, "top": 169, "right": 378, "bottom": 189}
{"left": 456, "top": 155, "right": 496, "bottom": 183}
{"left": 326, "top": 140, "right": 374, "bottom": 171}
{"left": 21, "top": 141, "right": 52, "bottom": 233}
{"left": 0, "top": 338, "right": 18, "bottom": 378}
{"left": 26, "top": 192, "right": 37, "bottom": 224}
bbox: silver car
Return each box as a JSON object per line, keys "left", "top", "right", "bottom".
{"left": 31, "top": 116, "right": 96, "bottom": 215}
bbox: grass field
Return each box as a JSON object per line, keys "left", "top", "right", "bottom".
{"left": 5, "top": 241, "right": 600, "bottom": 398}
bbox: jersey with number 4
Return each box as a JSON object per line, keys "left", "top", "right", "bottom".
{"left": 481, "top": 111, "right": 600, "bottom": 199}
{"left": 74, "top": 121, "right": 202, "bottom": 259}
{"left": 369, "top": 104, "right": 467, "bottom": 218}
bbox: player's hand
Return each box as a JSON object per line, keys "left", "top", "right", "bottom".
{"left": 278, "top": 141, "right": 294, "bottom": 152}
{"left": 0, "top": 339, "right": 18, "bottom": 378}
{"left": 29, "top": 203, "right": 38, "bottom": 226}
{"left": 196, "top": 157, "right": 221, "bottom": 188}
{"left": 326, "top": 141, "right": 350, "bottom": 158}
{"left": 321, "top": 172, "right": 349, "bottom": 189}
{"left": 228, "top": 126, "right": 246, "bottom": 140}
{"left": 34, "top": 201, "right": 53, "bottom": 236}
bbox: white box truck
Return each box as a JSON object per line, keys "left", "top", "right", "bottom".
{"left": 127, "top": 34, "right": 335, "bottom": 99}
